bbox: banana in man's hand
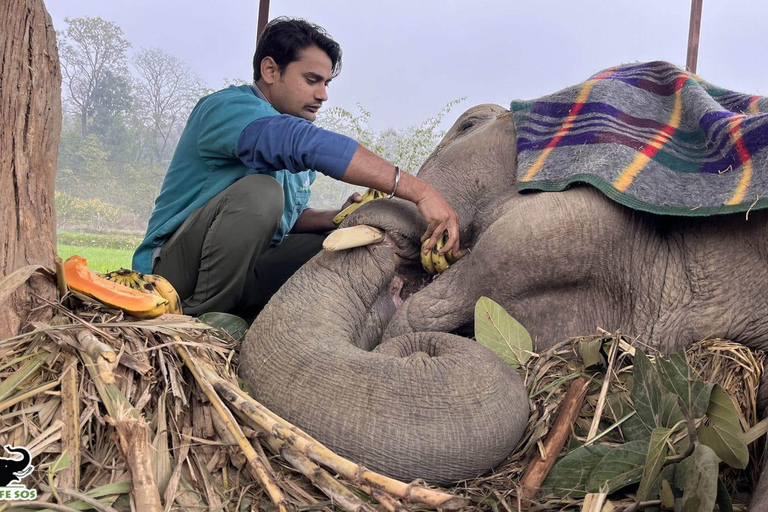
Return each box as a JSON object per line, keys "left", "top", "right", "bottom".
{"left": 332, "top": 188, "right": 387, "bottom": 226}
{"left": 421, "top": 233, "right": 463, "bottom": 275}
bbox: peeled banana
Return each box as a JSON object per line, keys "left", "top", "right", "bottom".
{"left": 101, "top": 268, "right": 183, "bottom": 314}
{"left": 332, "top": 188, "right": 387, "bottom": 226}
{"left": 420, "top": 233, "right": 463, "bottom": 275}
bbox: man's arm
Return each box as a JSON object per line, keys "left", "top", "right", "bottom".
{"left": 291, "top": 208, "right": 336, "bottom": 233}
{"left": 292, "top": 191, "right": 363, "bottom": 234}
{"left": 238, "top": 116, "right": 460, "bottom": 255}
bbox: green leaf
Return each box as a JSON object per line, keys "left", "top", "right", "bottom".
{"left": 716, "top": 478, "right": 733, "bottom": 512}
{"left": 659, "top": 392, "right": 684, "bottom": 429}
{"left": 656, "top": 351, "right": 690, "bottom": 404}
{"left": 47, "top": 451, "right": 71, "bottom": 502}
{"left": 690, "top": 381, "right": 715, "bottom": 419}
{"left": 679, "top": 444, "right": 719, "bottom": 512}
{"left": 579, "top": 338, "right": 603, "bottom": 368}
{"left": 631, "top": 349, "right": 663, "bottom": 429}
{"left": 198, "top": 312, "right": 249, "bottom": 342}
{"left": 660, "top": 479, "right": 676, "bottom": 509}
{"left": 637, "top": 427, "right": 674, "bottom": 502}
{"left": 543, "top": 445, "right": 611, "bottom": 497}
{"left": 474, "top": 296, "right": 532, "bottom": 368}
{"left": 585, "top": 440, "right": 647, "bottom": 493}
{"left": 697, "top": 384, "right": 749, "bottom": 469}
{"left": 622, "top": 412, "right": 654, "bottom": 442}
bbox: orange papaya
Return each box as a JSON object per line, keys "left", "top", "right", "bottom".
{"left": 63, "top": 255, "right": 168, "bottom": 318}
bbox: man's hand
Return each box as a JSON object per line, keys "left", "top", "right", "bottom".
{"left": 340, "top": 192, "right": 362, "bottom": 210}
{"left": 414, "top": 185, "right": 460, "bottom": 258}
{"left": 339, "top": 145, "right": 461, "bottom": 257}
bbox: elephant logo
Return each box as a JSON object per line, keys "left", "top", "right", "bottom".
{"left": 0, "top": 445, "right": 36, "bottom": 501}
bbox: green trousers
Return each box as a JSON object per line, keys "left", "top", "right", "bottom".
{"left": 153, "top": 174, "right": 324, "bottom": 319}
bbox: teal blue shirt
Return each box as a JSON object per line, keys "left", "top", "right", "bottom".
{"left": 132, "top": 84, "right": 357, "bottom": 273}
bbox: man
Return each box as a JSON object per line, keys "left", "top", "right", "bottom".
{"left": 132, "top": 17, "right": 459, "bottom": 318}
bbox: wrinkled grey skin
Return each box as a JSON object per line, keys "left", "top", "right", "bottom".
{"left": 241, "top": 105, "right": 768, "bottom": 495}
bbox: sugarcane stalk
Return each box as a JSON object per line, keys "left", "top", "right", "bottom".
{"left": 267, "top": 434, "right": 376, "bottom": 512}
{"left": 207, "top": 370, "right": 467, "bottom": 510}
{"left": 587, "top": 339, "right": 619, "bottom": 441}
{"left": 54, "top": 256, "right": 68, "bottom": 300}
{"left": 109, "top": 414, "right": 163, "bottom": 512}
{"left": 175, "top": 345, "right": 292, "bottom": 512}
{"left": 76, "top": 330, "right": 117, "bottom": 385}
{"left": 57, "top": 356, "right": 81, "bottom": 491}
{"left": 357, "top": 483, "right": 407, "bottom": 512}
{"left": 210, "top": 408, "right": 247, "bottom": 469}
{"left": 520, "top": 376, "right": 591, "bottom": 502}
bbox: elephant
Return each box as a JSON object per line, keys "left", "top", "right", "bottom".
{"left": 0, "top": 445, "right": 32, "bottom": 487}
{"left": 240, "top": 102, "right": 768, "bottom": 495}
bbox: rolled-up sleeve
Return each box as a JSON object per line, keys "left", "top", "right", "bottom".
{"left": 237, "top": 115, "right": 358, "bottom": 180}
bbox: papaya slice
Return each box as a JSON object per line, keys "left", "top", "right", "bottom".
{"left": 63, "top": 255, "right": 168, "bottom": 318}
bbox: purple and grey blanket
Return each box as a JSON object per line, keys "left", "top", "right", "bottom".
{"left": 510, "top": 60, "right": 768, "bottom": 216}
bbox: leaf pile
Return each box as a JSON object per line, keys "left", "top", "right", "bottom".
{"left": 470, "top": 297, "right": 765, "bottom": 511}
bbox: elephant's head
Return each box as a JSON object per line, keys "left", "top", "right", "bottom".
{"left": 0, "top": 445, "right": 32, "bottom": 487}
{"left": 240, "top": 104, "right": 529, "bottom": 484}
{"left": 343, "top": 103, "right": 519, "bottom": 258}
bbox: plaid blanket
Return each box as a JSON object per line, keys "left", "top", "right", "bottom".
{"left": 510, "top": 61, "right": 768, "bottom": 216}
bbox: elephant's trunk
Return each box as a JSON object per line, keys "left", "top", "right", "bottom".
{"left": 240, "top": 235, "right": 529, "bottom": 484}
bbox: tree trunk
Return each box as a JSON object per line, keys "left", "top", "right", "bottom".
{"left": 0, "top": 0, "right": 61, "bottom": 339}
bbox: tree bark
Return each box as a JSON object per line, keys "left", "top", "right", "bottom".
{"left": 0, "top": 0, "right": 61, "bottom": 338}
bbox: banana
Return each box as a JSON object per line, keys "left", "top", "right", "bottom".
{"left": 142, "top": 274, "right": 183, "bottom": 314}
{"left": 103, "top": 268, "right": 183, "bottom": 314}
{"left": 420, "top": 233, "right": 465, "bottom": 274}
{"left": 332, "top": 188, "right": 387, "bottom": 225}
{"left": 420, "top": 239, "right": 436, "bottom": 274}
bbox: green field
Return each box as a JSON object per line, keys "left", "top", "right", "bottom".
{"left": 58, "top": 244, "right": 134, "bottom": 273}
{"left": 57, "top": 230, "right": 140, "bottom": 273}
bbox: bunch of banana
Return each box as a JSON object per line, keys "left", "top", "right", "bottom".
{"left": 332, "top": 188, "right": 388, "bottom": 226}
{"left": 101, "top": 268, "right": 183, "bottom": 314}
{"left": 420, "top": 233, "right": 462, "bottom": 275}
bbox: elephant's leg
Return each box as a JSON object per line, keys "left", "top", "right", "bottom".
{"left": 384, "top": 259, "right": 481, "bottom": 340}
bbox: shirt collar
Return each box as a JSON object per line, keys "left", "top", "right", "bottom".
{"left": 250, "top": 83, "right": 270, "bottom": 103}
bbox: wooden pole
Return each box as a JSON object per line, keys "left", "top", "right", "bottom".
{"left": 257, "top": 0, "right": 270, "bottom": 41}
{"left": 686, "top": 0, "right": 703, "bottom": 74}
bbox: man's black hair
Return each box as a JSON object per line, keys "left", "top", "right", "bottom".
{"left": 253, "top": 17, "right": 342, "bottom": 82}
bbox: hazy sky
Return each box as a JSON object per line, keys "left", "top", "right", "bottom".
{"left": 45, "top": 0, "right": 768, "bottom": 132}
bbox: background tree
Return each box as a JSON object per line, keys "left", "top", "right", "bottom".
{"left": 309, "top": 99, "right": 464, "bottom": 210}
{"left": 58, "top": 16, "right": 131, "bottom": 137}
{"left": 132, "top": 48, "right": 208, "bottom": 162}
{"left": 0, "top": 0, "right": 61, "bottom": 338}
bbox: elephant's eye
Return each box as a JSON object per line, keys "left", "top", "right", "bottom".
{"left": 458, "top": 119, "right": 476, "bottom": 132}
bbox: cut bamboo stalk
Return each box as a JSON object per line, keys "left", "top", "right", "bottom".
{"left": 109, "top": 414, "right": 163, "bottom": 512}
{"left": 520, "top": 376, "right": 591, "bottom": 502}
{"left": 57, "top": 355, "right": 81, "bottom": 491}
{"left": 175, "top": 345, "right": 292, "bottom": 512}
{"left": 587, "top": 339, "right": 619, "bottom": 441}
{"left": 208, "top": 372, "right": 467, "bottom": 509}
{"left": 76, "top": 330, "right": 117, "bottom": 385}
{"left": 323, "top": 225, "right": 384, "bottom": 251}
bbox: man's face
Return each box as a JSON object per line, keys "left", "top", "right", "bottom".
{"left": 267, "top": 45, "right": 333, "bottom": 122}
